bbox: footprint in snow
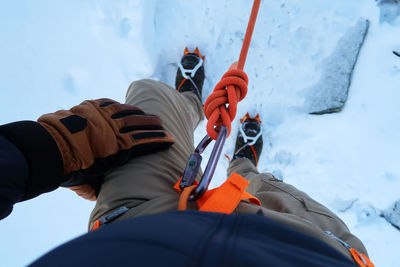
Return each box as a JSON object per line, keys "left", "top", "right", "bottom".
{"left": 119, "top": 18, "right": 132, "bottom": 37}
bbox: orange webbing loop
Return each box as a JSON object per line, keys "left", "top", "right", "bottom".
{"left": 175, "top": 172, "right": 261, "bottom": 214}
{"left": 197, "top": 172, "right": 261, "bottom": 213}
{"left": 178, "top": 185, "right": 197, "bottom": 211}
{"left": 203, "top": 0, "right": 261, "bottom": 140}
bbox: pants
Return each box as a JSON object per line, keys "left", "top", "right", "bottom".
{"left": 89, "top": 79, "right": 367, "bottom": 260}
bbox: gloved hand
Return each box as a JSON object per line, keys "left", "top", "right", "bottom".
{"left": 0, "top": 98, "right": 174, "bottom": 203}
{"left": 38, "top": 98, "right": 174, "bottom": 199}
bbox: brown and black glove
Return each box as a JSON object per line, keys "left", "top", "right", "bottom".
{"left": 0, "top": 98, "right": 174, "bottom": 202}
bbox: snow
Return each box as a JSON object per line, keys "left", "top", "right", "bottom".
{"left": 1, "top": 0, "right": 400, "bottom": 266}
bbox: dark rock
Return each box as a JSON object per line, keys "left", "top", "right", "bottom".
{"left": 377, "top": 0, "right": 400, "bottom": 24}
{"left": 305, "top": 19, "right": 369, "bottom": 115}
{"left": 382, "top": 200, "right": 400, "bottom": 231}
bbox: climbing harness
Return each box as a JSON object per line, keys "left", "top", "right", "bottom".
{"left": 174, "top": 125, "right": 261, "bottom": 214}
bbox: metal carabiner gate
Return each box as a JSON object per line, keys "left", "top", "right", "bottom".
{"left": 179, "top": 126, "right": 228, "bottom": 201}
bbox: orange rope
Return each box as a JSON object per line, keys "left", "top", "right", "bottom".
{"left": 204, "top": 0, "right": 261, "bottom": 140}
{"left": 238, "top": 0, "right": 262, "bottom": 71}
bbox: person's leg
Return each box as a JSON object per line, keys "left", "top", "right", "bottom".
{"left": 228, "top": 158, "right": 368, "bottom": 259}
{"left": 89, "top": 79, "right": 203, "bottom": 229}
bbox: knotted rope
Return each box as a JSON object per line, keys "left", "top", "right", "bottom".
{"left": 203, "top": 0, "right": 261, "bottom": 140}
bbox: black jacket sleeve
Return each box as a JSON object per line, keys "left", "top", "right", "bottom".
{"left": 0, "top": 121, "right": 64, "bottom": 220}
{"left": 0, "top": 135, "right": 29, "bottom": 219}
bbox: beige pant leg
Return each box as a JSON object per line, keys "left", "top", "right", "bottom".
{"left": 89, "top": 79, "right": 203, "bottom": 229}
{"left": 228, "top": 157, "right": 368, "bottom": 259}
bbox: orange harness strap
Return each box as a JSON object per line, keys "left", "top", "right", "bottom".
{"left": 175, "top": 172, "right": 261, "bottom": 214}
{"left": 350, "top": 248, "right": 374, "bottom": 267}
{"left": 91, "top": 220, "right": 101, "bottom": 231}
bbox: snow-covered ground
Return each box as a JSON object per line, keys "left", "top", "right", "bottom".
{"left": 1, "top": 0, "right": 399, "bottom": 266}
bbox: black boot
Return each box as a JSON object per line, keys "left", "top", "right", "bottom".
{"left": 175, "top": 47, "right": 205, "bottom": 102}
{"left": 233, "top": 113, "right": 263, "bottom": 167}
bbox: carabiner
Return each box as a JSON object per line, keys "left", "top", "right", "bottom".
{"left": 179, "top": 126, "right": 228, "bottom": 201}
{"left": 179, "top": 135, "right": 212, "bottom": 190}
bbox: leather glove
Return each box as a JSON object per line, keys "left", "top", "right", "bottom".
{"left": 0, "top": 98, "right": 173, "bottom": 202}
{"left": 37, "top": 98, "right": 174, "bottom": 199}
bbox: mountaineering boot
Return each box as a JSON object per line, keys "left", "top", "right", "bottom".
{"left": 233, "top": 113, "right": 263, "bottom": 167}
{"left": 175, "top": 47, "right": 205, "bottom": 102}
